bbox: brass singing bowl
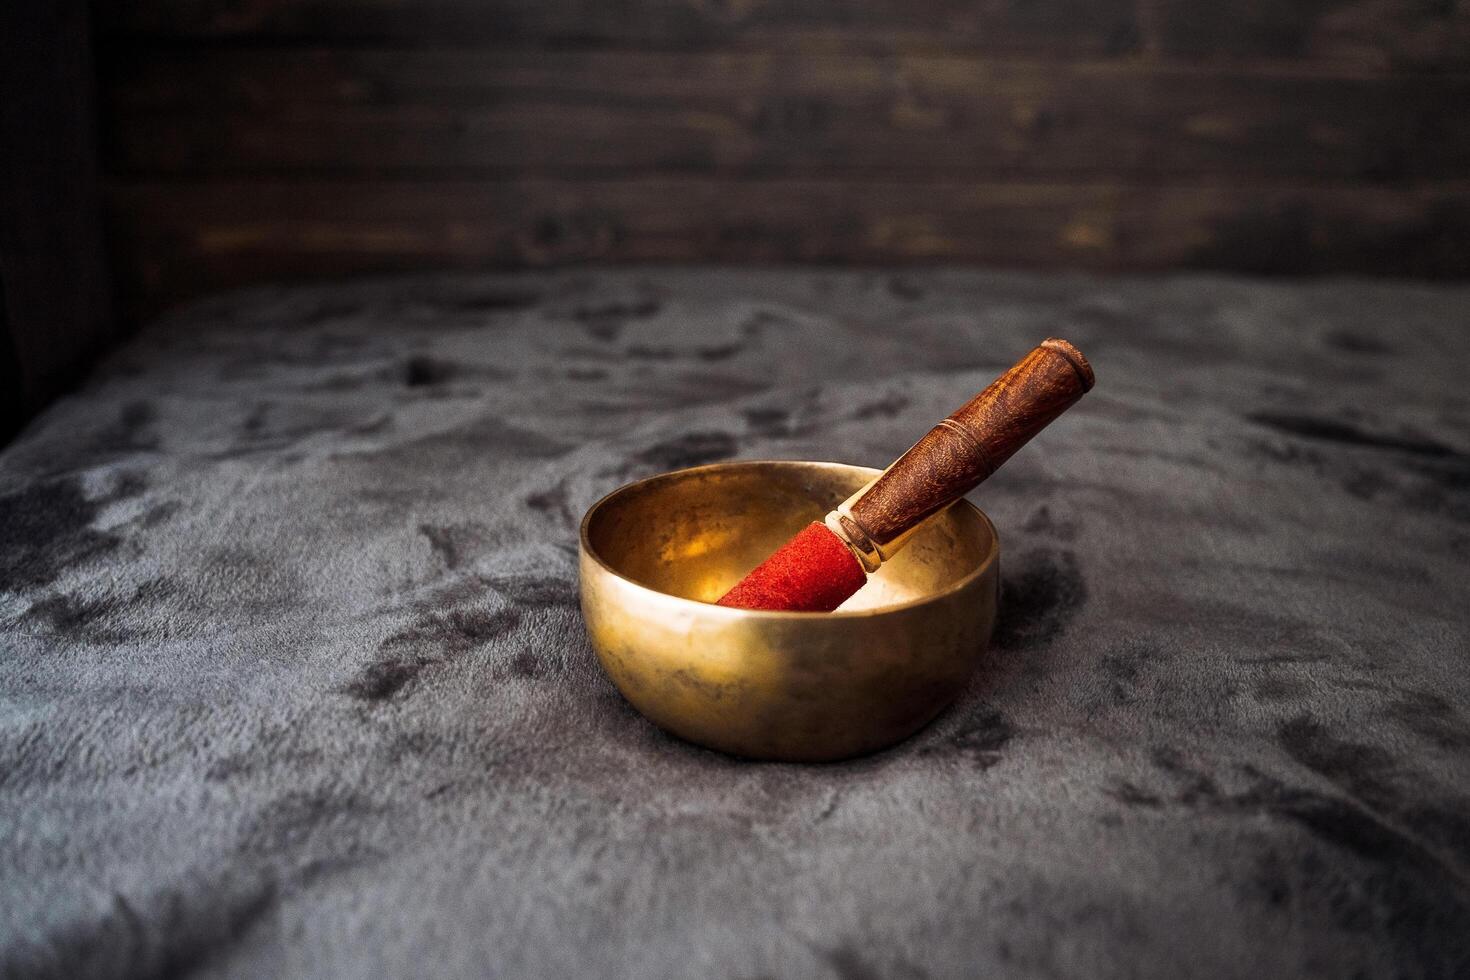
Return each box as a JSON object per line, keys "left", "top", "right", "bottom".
{"left": 579, "top": 461, "right": 1000, "bottom": 761}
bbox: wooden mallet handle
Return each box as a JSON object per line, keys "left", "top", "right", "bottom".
{"left": 828, "top": 338, "right": 1094, "bottom": 570}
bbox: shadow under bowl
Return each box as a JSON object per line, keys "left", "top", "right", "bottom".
{"left": 579, "top": 460, "right": 1000, "bottom": 762}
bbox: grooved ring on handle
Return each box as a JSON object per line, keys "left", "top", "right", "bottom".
{"left": 936, "top": 418, "right": 999, "bottom": 481}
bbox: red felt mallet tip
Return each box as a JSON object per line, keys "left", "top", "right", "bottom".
{"left": 716, "top": 338, "right": 1094, "bottom": 612}
{"left": 716, "top": 521, "right": 867, "bottom": 612}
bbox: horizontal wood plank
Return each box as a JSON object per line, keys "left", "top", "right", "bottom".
{"left": 96, "top": 0, "right": 1139, "bottom": 56}
{"left": 95, "top": 0, "right": 1470, "bottom": 69}
{"left": 101, "top": 50, "right": 1470, "bottom": 181}
{"left": 1139, "top": 0, "right": 1470, "bottom": 69}
{"left": 106, "top": 177, "right": 1470, "bottom": 318}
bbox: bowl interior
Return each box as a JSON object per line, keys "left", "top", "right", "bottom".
{"left": 584, "top": 461, "right": 993, "bottom": 611}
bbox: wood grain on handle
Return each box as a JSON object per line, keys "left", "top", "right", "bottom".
{"left": 844, "top": 338, "right": 1094, "bottom": 551}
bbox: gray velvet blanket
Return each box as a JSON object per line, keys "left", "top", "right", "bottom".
{"left": 2, "top": 269, "right": 1468, "bottom": 979}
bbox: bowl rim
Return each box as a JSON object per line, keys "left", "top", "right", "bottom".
{"left": 579, "top": 459, "right": 1000, "bottom": 620}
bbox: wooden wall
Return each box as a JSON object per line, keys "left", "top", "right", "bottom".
{"left": 2, "top": 1, "right": 113, "bottom": 440}
{"left": 95, "top": 1, "right": 1470, "bottom": 321}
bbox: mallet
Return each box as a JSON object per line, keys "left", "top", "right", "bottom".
{"left": 718, "top": 338, "right": 1094, "bottom": 611}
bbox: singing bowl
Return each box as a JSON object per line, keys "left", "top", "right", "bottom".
{"left": 579, "top": 460, "right": 1000, "bottom": 762}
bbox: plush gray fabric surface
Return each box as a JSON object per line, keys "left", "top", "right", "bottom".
{"left": 2, "top": 268, "right": 1468, "bottom": 979}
